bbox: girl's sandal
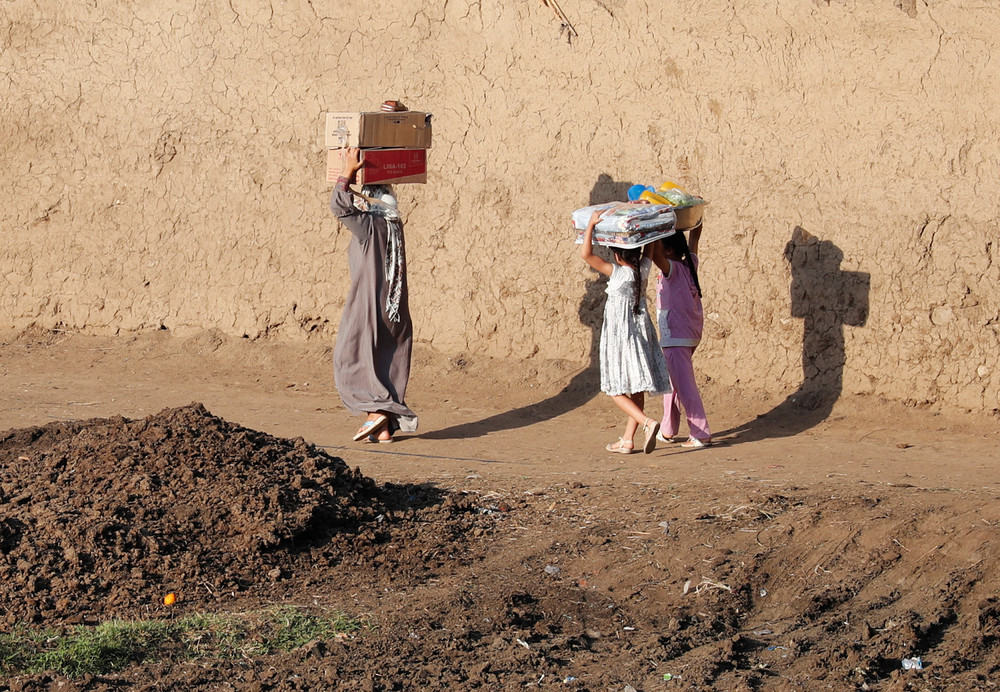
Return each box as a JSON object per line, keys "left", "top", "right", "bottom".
{"left": 606, "top": 437, "right": 635, "bottom": 455}
{"left": 681, "top": 437, "right": 711, "bottom": 449}
{"left": 642, "top": 418, "right": 661, "bottom": 454}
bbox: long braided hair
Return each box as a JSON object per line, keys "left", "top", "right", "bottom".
{"left": 661, "top": 230, "right": 702, "bottom": 298}
{"left": 612, "top": 247, "right": 644, "bottom": 315}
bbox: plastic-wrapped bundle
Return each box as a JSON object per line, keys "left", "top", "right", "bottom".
{"left": 640, "top": 188, "right": 704, "bottom": 207}
{"left": 574, "top": 227, "right": 676, "bottom": 249}
{"left": 572, "top": 202, "right": 675, "bottom": 233}
{"left": 572, "top": 202, "right": 676, "bottom": 248}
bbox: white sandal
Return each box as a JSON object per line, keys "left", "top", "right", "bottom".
{"left": 642, "top": 418, "right": 660, "bottom": 454}
{"left": 681, "top": 437, "right": 711, "bottom": 449}
{"left": 606, "top": 437, "right": 635, "bottom": 454}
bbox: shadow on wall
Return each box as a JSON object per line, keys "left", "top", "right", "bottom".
{"left": 718, "top": 226, "right": 870, "bottom": 443}
{"left": 415, "top": 175, "right": 631, "bottom": 441}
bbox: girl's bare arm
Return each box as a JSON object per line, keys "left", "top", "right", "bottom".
{"left": 580, "top": 210, "right": 614, "bottom": 277}
{"left": 688, "top": 221, "right": 703, "bottom": 256}
{"left": 647, "top": 239, "right": 671, "bottom": 276}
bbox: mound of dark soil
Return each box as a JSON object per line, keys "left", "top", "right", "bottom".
{"left": 0, "top": 404, "right": 385, "bottom": 624}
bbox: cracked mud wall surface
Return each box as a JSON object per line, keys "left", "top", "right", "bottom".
{"left": 1, "top": 0, "right": 997, "bottom": 414}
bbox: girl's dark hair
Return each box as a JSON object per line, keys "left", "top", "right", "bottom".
{"left": 613, "top": 247, "right": 644, "bottom": 315}
{"left": 661, "top": 231, "right": 702, "bottom": 298}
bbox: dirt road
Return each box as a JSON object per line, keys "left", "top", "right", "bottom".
{"left": 2, "top": 329, "right": 998, "bottom": 690}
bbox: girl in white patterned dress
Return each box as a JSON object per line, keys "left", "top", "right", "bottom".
{"left": 580, "top": 208, "right": 671, "bottom": 454}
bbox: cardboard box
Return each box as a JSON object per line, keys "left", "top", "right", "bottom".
{"left": 326, "top": 148, "right": 427, "bottom": 185}
{"left": 325, "top": 111, "right": 432, "bottom": 149}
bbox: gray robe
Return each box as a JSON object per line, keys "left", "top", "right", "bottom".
{"left": 330, "top": 185, "right": 418, "bottom": 432}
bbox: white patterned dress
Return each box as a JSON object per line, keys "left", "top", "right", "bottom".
{"left": 600, "top": 258, "right": 672, "bottom": 396}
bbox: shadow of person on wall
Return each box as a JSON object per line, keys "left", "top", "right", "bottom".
{"left": 415, "top": 175, "right": 631, "bottom": 441}
{"left": 716, "top": 226, "right": 870, "bottom": 443}
{"left": 589, "top": 173, "right": 635, "bottom": 208}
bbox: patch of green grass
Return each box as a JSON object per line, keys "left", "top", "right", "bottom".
{"left": 33, "top": 619, "right": 181, "bottom": 677}
{"left": 262, "top": 605, "right": 363, "bottom": 653}
{"left": 0, "top": 606, "right": 365, "bottom": 679}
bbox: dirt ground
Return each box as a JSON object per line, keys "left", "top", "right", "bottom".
{"left": 2, "top": 328, "right": 999, "bottom": 691}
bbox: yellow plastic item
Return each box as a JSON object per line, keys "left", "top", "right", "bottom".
{"left": 658, "top": 181, "right": 685, "bottom": 193}
{"left": 639, "top": 190, "right": 670, "bottom": 205}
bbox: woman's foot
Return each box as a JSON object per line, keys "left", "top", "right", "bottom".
{"left": 353, "top": 413, "right": 388, "bottom": 442}
{"left": 606, "top": 437, "right": 635, "bottom": 454}
{"left": 681, "top": 437, "right": 712, "bottom": 449}
{"left": 642, "top": 418, "right": 660, "bottom": 454}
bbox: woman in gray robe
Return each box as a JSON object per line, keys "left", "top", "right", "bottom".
{"left": 329, "top": 147, "right": 418, "bottom": 442}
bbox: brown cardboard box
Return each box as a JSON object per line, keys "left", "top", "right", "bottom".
{"left": 325, "top": 111, "right": 432, "bottom": 149}
{"left": 326, "top": 148, "right": 428, "bottom": 185}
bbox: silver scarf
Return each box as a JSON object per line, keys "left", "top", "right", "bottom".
{"left": 382, "top": 217, "right": 403, "bottom": 322}
{"left": 360, "top": 186, "right": 403, "bottom": 323}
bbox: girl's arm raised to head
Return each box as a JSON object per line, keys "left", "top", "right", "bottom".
{"left": 580, "top": 209, "right": 614, "bottom": 277}
{"left": 688, "top": 221, "right": 703, "bottom": 257}
{"left": 646, "top": 239, "right": 671, "bottom": 276}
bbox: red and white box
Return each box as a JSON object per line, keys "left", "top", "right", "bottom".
{"left": 326, "top": 148, "right": 428, "bottom": 185}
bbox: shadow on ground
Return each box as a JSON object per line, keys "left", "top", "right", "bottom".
{"left": 416, "top": 175, "right": 632, "bottom": 441}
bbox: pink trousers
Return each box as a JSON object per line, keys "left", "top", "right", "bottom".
{"left": 661, "top": 346, "right": 711, "bottom": 441}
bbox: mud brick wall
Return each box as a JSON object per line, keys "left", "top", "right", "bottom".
{"left": 1, "top": 1, "right": 997, "bottom": 413}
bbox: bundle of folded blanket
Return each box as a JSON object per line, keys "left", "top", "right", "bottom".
{"left": 572, "top": 202, "right": 676, "bottom": 248}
